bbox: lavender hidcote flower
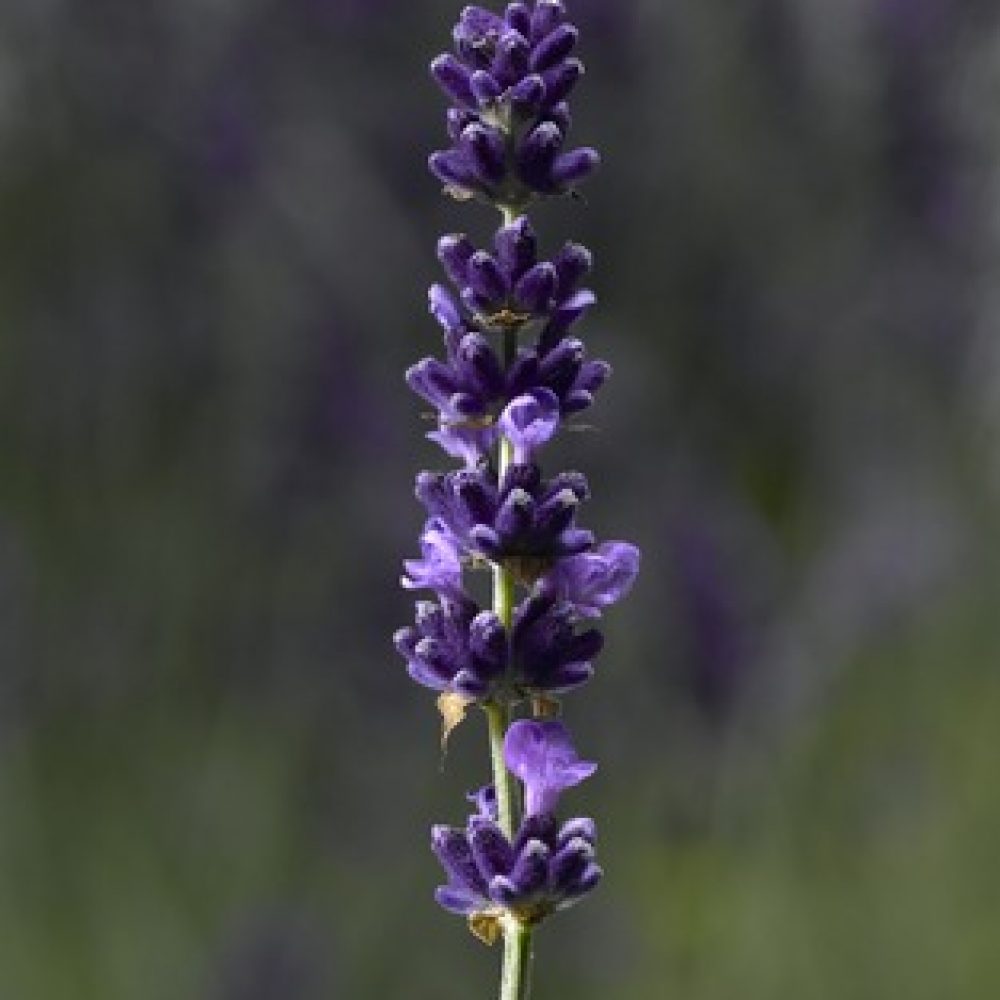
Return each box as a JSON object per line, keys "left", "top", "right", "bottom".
{"left": 544, "top": 541, "right": 641, "bottom": 617}
{"left": 503, "top": 719, "right": 596, "bottom": 816}
{"left": 432, "top": 723, "right": 602, "bottom": 925}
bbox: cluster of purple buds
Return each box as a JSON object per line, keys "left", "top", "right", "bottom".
{"left": 429, "top": 2, "right": 599, "bottom": 203}
{"left": 395, "top": 577, "right": 607, "bottom": 700}
{"left": 398, "top": 0, "right": 639, "bottom": 961}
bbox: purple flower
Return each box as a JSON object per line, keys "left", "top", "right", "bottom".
{"left": 431, "top": 807, "right": 601, "bottom": 922}
{"left": 503, "top": 719, "right": 596, "bottom": 817}
{"left": 545, "top": 541, "right": 641, "bottom": 617}
{"left": 499, "top": 389, "right": 560, "bottom": 464}
{"left": 401, "top": 520, "right": 464, "bottom": 599}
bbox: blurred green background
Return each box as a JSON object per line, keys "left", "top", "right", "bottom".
{"left": 1, "top": 0, "right": 999, "bottom": 997}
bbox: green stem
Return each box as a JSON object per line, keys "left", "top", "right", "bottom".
{"left": 484, "top": 699, "right": 515, "bottom": 839}
{"left": 490, "top": 327, "right": 533, "bottom": 999}
{"left": 486, "top": 413, "right": 519, "bottom": 840}
{"left": 500, "top": 921, "right": 534, "bottom": 1000}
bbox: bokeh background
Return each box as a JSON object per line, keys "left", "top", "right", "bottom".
{"left": 2, "top": 0, "right": 1000, "bottom": 997}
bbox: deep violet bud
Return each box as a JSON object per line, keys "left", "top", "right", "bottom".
{"left": 504, "top": 720, "right": 596, "bottom": 817}
{"left": 540, "top": 58, "right": 584, "bottom": 109}
{"left": 460, "top": 123, "right": 507, "bottom": 184}
{"left": 513, "top": 261, "right": 557, "bottom": 313}
{"left": 530, "top": 24, "right": 579, "bottom": 73}
{"left": 517, "top": 121, "right": 563, "bottom": 191}
{"left": 552, "top": 147, "right": 600, "bottom": 187}
{"left": 437, "top": 233, "right": 476, "bottom": 287}
{"left": 545, "top": 541, "right": 641, "bottom": 618}
{"left": 495, "top": 216, "right": 538, "bottom": 282}
{"left": 530, "top": 0, "right": 566, "bottom": 44}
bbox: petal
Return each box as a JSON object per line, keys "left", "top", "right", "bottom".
{"left": 503, "top": 720, "right": 597, "bottom": 817}
{"left": 434, "top": 885, "right": 483, "bottom": 915}
{"left": 498, "top": 389, "right": 560, "bottom": 464}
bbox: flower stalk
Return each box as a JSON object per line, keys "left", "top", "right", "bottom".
{"left": 501, "top": 919, "right": 534, "bottom": 1000}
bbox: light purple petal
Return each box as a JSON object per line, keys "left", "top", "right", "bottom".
{"left": 401, "top": 520, "right": 463, "bottom": 597}
{"left": 498, "top": 388, "right": 560, "bottom": 464}
{"left": 546, "top": 541, "right": 641, "bottom": 617}
{"left": 503, "top": 719, "right": 596, "bottom": 817}
{"left": 427, "top": 422, "right": 499, "bottom": 467}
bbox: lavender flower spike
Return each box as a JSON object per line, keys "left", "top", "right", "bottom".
{"left": 402, "top": 3, "right": 639, "bottom": 996}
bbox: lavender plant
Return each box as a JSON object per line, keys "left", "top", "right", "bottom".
{"left": 395, "top": 3, "right": 639, "bottom": 996}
